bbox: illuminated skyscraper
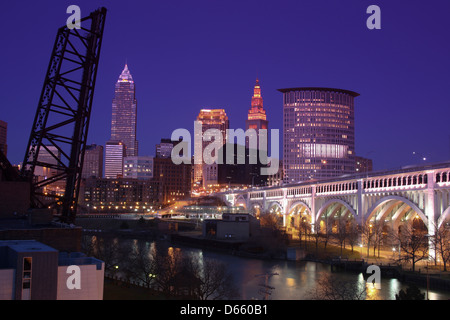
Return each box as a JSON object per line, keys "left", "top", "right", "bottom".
{"left": 246, "top": 79, "right": 268, "bottom": 149}
{"left": 194, "top": 109, "right": 229, "bottom": 188}
{"left": 110, "top": 64, "right": 138, "bottom": 157}
{"left": 104, "top": 141, "right": 125, "bottom": 179}
{"left": 279, "top": 87, "right": 358, "bottom": 183}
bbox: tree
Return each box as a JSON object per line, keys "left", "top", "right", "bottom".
{"left": 123, "top": 241, "right": 157, "bottom": 288}
{"left": 431, "top": 222, "right": 450, "bottom": 271}
{"left": 335, "top": 210, "right": 348, "bottom": 256}
{"left": 361, "top": 222, "right": 374, "bottom": 260}
{"left": 310, "top": 273, "right": 366, "bottom": 300}
{"left": 395, "top": 284, "right": 425, "bottom": 300}
{"left": 346, "top": 218, "right": 360, "bottom": 254}
{"left": 371, "top": 219, "right": 386, "bottom": 258}
{"left": 90, "top": 235, "right": 127, "bottom": 273}
{"left": 298, "top": 215, "right": 311, "bottom": 250}
{"left": 392, "top": 224, "right": 428, "bottom": 272}
{"left": 318, "top": 214, "right": 332, "bottom": 250}
{"left": 185, "top": 257, "right": 239, "bottom": 300}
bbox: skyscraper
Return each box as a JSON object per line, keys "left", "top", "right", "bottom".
{"left": 279, "top": 87, "right": 358, "bottom": 183}
{"left": 246, "top": 79, "right": 268, "bottom": 149}
{"left": 194, "top": 109, "right": 229, "bottom": 188}
{"left": 110, "top": 64, "right": 138, "bottom": 157}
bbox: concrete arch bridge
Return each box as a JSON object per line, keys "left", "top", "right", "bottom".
{"left": 216, "top": 162, "right": 450, "bottom": 257}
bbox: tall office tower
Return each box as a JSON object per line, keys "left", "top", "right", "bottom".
{"left": 0, "top": 120, "right": 7, "bottom": 157}
{"left": 104, "top": 141, "right": 125, "bottom": 179}
{"left": 124, "top": 156, "right": 153, "bottom": 180}
{"left": 278, "top": 87, "right": 358, "bottom": 183}
{"left": 110, "top": 64, "right": 138, "bottom": 157}
{"left": 82, "top": 144, "right": 103, "bottom": 179}
{"left": 194, "top": 109, "right": 229, "bottom": 188}
{"left": 245, "top": 79, "right": 268, "bottom": 149}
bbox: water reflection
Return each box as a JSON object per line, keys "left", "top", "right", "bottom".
{"left": 85, "top": 236, "right": 450, "bottom": 300}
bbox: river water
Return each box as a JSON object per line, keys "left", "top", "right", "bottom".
{"left": 93, "top": 237, "right": 450, "bottom": 300}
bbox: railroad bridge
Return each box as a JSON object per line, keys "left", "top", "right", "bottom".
{"left": 217, "top": 161, "right": 450, "bottom": 256}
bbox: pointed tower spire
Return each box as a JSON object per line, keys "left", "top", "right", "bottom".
{"left": 118, "top": 62, "right": 134, "bottom": 83}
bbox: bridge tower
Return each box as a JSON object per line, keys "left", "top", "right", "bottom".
{"left": 20, "top": 8, "right": 107, "bottom": 223}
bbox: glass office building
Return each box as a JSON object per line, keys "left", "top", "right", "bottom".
{"left": 111, "top": 64, "right": 138, "bottom": 157}
{"left": 279, "top": 87, "right": 359, "bottom": 183}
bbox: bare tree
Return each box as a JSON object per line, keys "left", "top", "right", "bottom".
{"left": 431, "top": 222, "right": 450, "bottom": 271}
{"left": 298, "top": 215, "right": 311, "bottom": 251}
{"left": 185, "top": 257, "right": 239, "bottom": 300}
{"left": 153, "top": 247, "right": 185, "bottom": 296}
{"left": 309, "top": 273, "right": 366, "bottom": 300}
{"left": 123, "top": 241, "right": 158, "bottom": 288}
{"left": 371, "top": 219, "right": 386, "bottom": 258}
{"left": 346, "top": 218, "right": 360, "bottom": 254}
{"left": 90, "top": 235, "right": 127, "bottom": 273}
{"left": 360, "top": 222, "right": 374, "bottom": 260}
{"left": 392, "top": 224, "right": 428, "bottom": 272}
{"left": 318, "top": 214, "right": 332, "bottom": 250}
{"left": 335, "top": 211, "right": 348, "bottom": 256}
{"left": 311, "top": 219, "right": 321, "bottom": 256}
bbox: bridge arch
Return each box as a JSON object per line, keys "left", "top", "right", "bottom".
{"left": 248, "top": 201, "right": 264, "bottom": 218}
{"left": 286, "top": 201, "right": 313, "bottom": 233}
{"left": 316, "top": 199, "right": 357, "bottom": 222}
{"left": 438, "top": 206, "right": 450, "bottom": 229}
{"left": 267, "top": 201, "right": 284, "bottom": 214}
{"left": 235, "top": 195, "right": 247, "bottom": 209}
{"left": 365, "top": 195, "right": 428, "bottom": 227}
{"left": 288, "top": 201, "right": 311, "bottom": 215}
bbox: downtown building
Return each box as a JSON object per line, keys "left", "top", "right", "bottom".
{"left": 105, "top": 64, "right": 138, "bottom": 178}
{"left": 194, "top": 109, "right": 229, "bottom": 189}
{"left": 81, "top": 177, "right": 158, "bottom": 212}
{"left": 279, "top": 87, "right": 358, "bottom": 183}
{"left": 124, "top": 155, "right": 153, "bottom": 180}
{"left": 246, "top": 79, "right": 268, "bottom": 150}
{"left": 104, "top": 141, "right": 126, "bottom": 179}
{"left": 81, "top": 144, "right": 103, "bottom": 179}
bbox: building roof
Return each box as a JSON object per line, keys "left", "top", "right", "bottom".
{"left": 0, "top": 240, "right": 57, "bottom": 253}
{"left": 277, "top": 87, "right": 360, "bottom": 97}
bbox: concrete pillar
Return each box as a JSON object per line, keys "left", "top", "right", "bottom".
{"left": 282, "top": 187, "right": 288, "bottom": 227}
{"left": 311, "top": 185, "right": 316, "bottom": 233}
{"left": 357, "top": 179, "right": 364, "bottom": 226}
{"left": 263, "top": 190, "right": 266, "bottom": 213}
{"left": 426, "top": 171, "right": 436, "bottom": 260}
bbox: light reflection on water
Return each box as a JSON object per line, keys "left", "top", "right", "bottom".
{"left": 90, "top": 237, "right": 450, "bottom": 300}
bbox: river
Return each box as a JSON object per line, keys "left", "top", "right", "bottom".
{"left": 89, "top": 236, "right": 450, "bottom": 300}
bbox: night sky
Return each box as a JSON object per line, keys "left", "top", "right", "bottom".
{"left": 2, "top": 0, "right": 450, "bottom": 172}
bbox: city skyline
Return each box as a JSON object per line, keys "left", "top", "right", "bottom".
{"left": 1, "top": 1, "right": 450, "bottom": 174}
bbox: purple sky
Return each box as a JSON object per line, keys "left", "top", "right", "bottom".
{"left": 1, "top": 0, "right": 450, "bottom": 171}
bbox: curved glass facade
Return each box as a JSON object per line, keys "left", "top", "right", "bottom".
{"left": 279, "top": 88, "right": 358, "bottom": 183}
